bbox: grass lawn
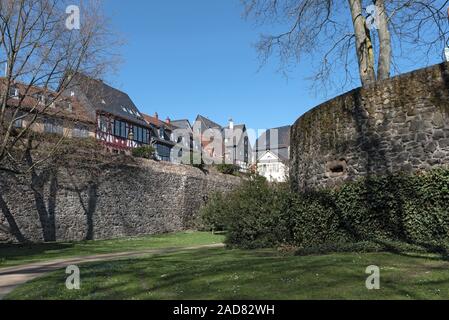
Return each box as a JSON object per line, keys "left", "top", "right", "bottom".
{"left": 6, "top": 247, "right": 449, "bottom": 300}
{"left": 0, "top": 232, "right": 225, "bottom": 268}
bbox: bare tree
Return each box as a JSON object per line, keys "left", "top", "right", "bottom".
{"left": 242, "top": 0, "right": 449, "bottom": 92}
{"left": 0, "top": 0, "right": 121, "bottom": 172}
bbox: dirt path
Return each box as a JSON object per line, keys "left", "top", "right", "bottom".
{"left": 0, "top": 243, "right": 225, "bottom": 299}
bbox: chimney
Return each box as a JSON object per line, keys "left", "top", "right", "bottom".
{"left": 229, "top": 118, "right": 234, "bottom": 130}
{"left": 154, "top": 112, "right": 158, "bottom": 120}
{"left": 166, "top": 117, "right": 171, "bottom": 124}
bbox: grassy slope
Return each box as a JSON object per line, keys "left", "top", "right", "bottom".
{"left": 6, "top": 247, "right": 449, "bottom": 300}
{"left": 0, "top": 232, "right": 225, "bottom": 268}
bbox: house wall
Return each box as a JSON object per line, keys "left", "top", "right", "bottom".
{"left": 291, "top": 63, "right": 449, "bottom": 191}
{"left": 0, "top": 158, "right": 240, "bottom": 243}
{"left": 257, "top": 161, "right": 288, "bottom": 183}
{"left": 7, "top": 109, "right": 95, "bottom": 139}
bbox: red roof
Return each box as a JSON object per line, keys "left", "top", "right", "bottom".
{"left": 143, "top": 113, "right": 174, "bottom": 130}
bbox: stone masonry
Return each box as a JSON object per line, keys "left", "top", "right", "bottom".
{"left": 0, "top": 158, "right": 240, "bottom": 243}
{"left": 291, "top": 62, "right": 449, "bottom": 191}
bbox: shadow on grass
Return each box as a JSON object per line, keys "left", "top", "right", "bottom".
{"left": 7, "top": 243, "right": 449, "bottom": 300}
{"left": 0, "top": 242, "right": 75, "bottom": 263}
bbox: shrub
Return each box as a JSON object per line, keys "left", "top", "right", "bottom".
{"left": 215, "top": 164, "right": 240, "bottom": 175}
{"left": 200, "top": 192, "right": 231, "bottom": 232}
{"left": 200, "top": 175, "right": 294, "bottom": 248}
{"left": 132, "top": 146, "right": 155, "bottom": 159}
{"left": 200, "top": 168, "right": 449, "bottom": 252}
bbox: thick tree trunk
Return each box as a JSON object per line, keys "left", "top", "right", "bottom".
{"left": 348, "top": 0, "right": 376, "bottom": 86}
{"left": 375, "top": 0, "right": 392, "bottom": 80}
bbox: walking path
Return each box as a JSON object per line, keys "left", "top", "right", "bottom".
{"left": 0, "top": 243, "right": 225, "bottom": 299}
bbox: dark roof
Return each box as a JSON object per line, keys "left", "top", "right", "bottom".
{"left": 67, "top": 73, "right": 148, "bottom": 127}
{"left": 256, "top": 125, "right": 291, "bottom": 151}
{"left": 195, "top": 115, "right": 222, "bottom": 130}
{"left": 277, "top": 148, "right": 289, "bottom": 161}
{"left": 171, "top": 119, "right": 192, "bottom": 130}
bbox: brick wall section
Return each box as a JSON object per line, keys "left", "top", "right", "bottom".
{"left": 291, "top": 63, "right": 449, "bottom": 191}
{"left": 0, "top": 159, "right": 240, "bottom": 243}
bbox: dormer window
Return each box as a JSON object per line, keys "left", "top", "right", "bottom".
{"left": 159, "top": 127, "right": 165, "bottom": 139}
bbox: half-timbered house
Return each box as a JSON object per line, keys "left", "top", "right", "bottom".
{"left": 61, "top": 73, "right": 152, "bottom": 154}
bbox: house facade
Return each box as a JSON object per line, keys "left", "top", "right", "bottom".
{"left": 61, "top": 73, "right": 152, "bottom": 154}
{"left": 192, "top": 115, "right": 223, "bottom": 164}
{"left": 255, "top": 126, "right": 291, "bottom": 182}
{"left": 223, "top": 119, "right": 251, "bottom": 171}
{"left": 1, "top": 79, "right": 95, "bottom": 139}
{"left": 143, "top": 113, "right": 176, "bottom": 162}
{"left": 170, "top": 119, "right": 199, "bottom": 165}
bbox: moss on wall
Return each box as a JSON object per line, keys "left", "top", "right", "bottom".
{"left": 291, "top": 62, "right": 449, "bottom": 191}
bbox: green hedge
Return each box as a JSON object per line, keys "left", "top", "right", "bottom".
{"left": 215, "top": 164, "right": 240, "bottom": 175}
{"left": 132, "top": 146, "right": 155, "bottom": 159}
{"left": 200, "top": 169, "right": 449, "bottom": 251}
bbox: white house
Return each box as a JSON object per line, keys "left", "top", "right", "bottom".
{"left": 255, "top": 125, "right": 290, "bottom": 183}
{"left": 257, "top": 150, "right": 289, "bottom": 182}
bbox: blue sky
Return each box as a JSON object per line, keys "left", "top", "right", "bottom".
{"left": 104, "top": 0, "right": 322, "bottom": 132}
{"left": 103, "top": 0, "right": 444, "bottom": 133}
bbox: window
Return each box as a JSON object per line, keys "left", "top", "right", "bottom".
{"left": 114, "top": 120, "right": 120, "bottom": 136}
{"left": 244, "top": 136, "right": 249, "bottom": 163}
{"left": 9, "top": 87, "right": 19, "bottom": 99}
{"left": 13, "top": 112, "right": 24, "bottom": 128}
{"left": 136, "top": 126, "right": 142, "bottom": 142}
{"left": 119, "top": 121, "right": 126, "bottom": 138}
{"left": 122, "top": 122, "right": 127, "bottom": 138}
{"left": 143, "top": 128, "right": 149, "bottom": 144}
{"left": 99, "top": 116, "right": 108, "bottom": 133}
{"left": 157, "top": 144, "right": 171, "bottom": 161}
{"left": 159, "top": 127, "right": 165, "bottom": 139}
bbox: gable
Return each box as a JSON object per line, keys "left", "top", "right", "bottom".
{"left": 258, "top": 151, "right": 279, "bottom": 162}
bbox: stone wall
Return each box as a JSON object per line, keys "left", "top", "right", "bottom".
{"left": 291, "top": 63, "right": 449, "bottom": 191}
{"left": 0, "top": 158, "right": 240, "bottom": 243}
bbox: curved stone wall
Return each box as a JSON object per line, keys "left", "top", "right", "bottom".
{"left": 291, "top": 63, "right": 449, "bottom": 191}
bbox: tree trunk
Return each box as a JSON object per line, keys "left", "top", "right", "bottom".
{"left": 375, "top": 0, "right": 392, "bottom": 80}
{"left": 348, "top": 0, "right": 376, "bottom": 86}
